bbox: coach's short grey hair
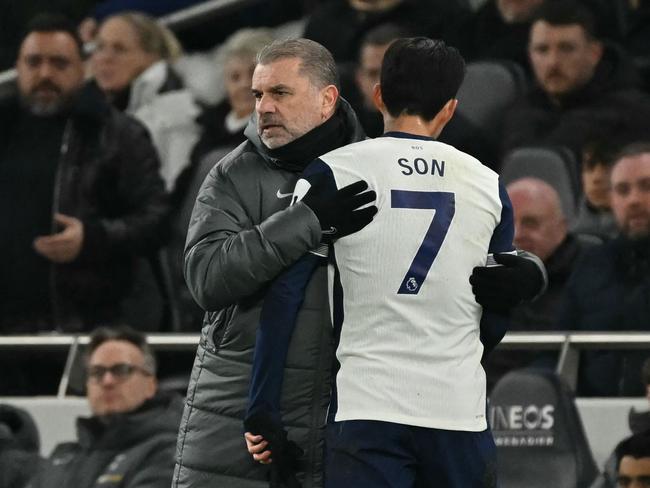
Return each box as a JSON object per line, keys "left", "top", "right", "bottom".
{"left": 256, "top": 38, "right": 339, "bottom": 90}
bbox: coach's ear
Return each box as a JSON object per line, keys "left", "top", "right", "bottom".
{"left": 372, "top": 84, "right": 385, "bottom": 113}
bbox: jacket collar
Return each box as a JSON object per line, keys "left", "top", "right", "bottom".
{"left": 243, "top": 97, "right": 365, "bottom": 171}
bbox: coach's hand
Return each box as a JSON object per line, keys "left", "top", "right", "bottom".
{"left": 301, "top": 177, "right": 377, "bottom": 240}
{"left": 470, "top": 252, "right": 546, "bottom": 313}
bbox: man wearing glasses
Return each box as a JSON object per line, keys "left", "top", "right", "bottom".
{"left": 27, "top": 326, "right": 184, "bottom": 488}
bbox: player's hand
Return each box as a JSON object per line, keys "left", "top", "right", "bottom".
{"left": 33, "top": 213, "right": 84, "bottom": 263}
{"left": 301, "top": 177, "right": 377, "bottom": 240}
{"left": 470, "top": 252, "right": 546, "bottom": 313}
{"left": 244, "top": 432, "right": 273, "bottom": 464}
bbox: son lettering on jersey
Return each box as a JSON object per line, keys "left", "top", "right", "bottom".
{"left": 397, "top": 158, "right": 445, "bottom": 176}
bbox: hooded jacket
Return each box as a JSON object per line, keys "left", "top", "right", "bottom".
{"left": 502, "top": 44, "right": 650, "bottom": 158}
{"left": 27, "top": 393, "right": 183, "bottom": 488}
{"left": 172, "top": 100, "right": 365, "bottom": 488}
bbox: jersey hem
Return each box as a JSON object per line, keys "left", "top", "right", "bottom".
{"left": 334, "top": 410, "right": 488, "bottom": 432}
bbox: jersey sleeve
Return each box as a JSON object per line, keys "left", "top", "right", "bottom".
{"left": 488, "top": 180, "right": 515, "bottom": 254}
{"left": 291, "top": 157, "right": 338, "bottom": 205}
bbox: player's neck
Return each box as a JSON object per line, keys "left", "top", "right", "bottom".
{"left": 382, "top": 114, "right": 445, "bottom": 139}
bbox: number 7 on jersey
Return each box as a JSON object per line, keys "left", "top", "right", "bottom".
{"left": 391, "top": 190, "right": 456, "bottom": 295}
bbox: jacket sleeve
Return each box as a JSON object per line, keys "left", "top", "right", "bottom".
{"left": 183, "top": 160, "right": 322, "bottom": 311}
{"left": 77, "top": 115, "right": 169, "bottom": 263}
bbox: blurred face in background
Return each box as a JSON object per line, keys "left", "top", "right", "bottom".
{"left": 356, "top": 42, "right": 392, "bottom": 109}
{"left": 86, "top": 340, "right": 156, "bottom": 416}
{"left": 92, "top": 17, "right": 158, "bottom": 93}
{"left": 349, "top": 0, "right": 402, "bottom": 12}
{"left": 17, "top": 31, "right": 85, "bottom": 116}
{"left": 582, "top": 163, "right": 612, "bottom": 209}
{"left": 252, "top": 57, "right": 338, "bottom": 149}
{"left": 508, "top": 179, "right": 567, "bottom": 261}
{"left": 497, "top": 0, "right": 544, "bottom": 23}
{"left": 528, "top": 21, "right": 602, "bottom": 102}
{"left": 610, "top": 154, "right": 650, "bottom": 239}
{"left": 224, "top": 55, "right": 256, "bottom": 118}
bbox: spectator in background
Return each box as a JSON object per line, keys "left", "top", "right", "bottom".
{"left": 27, "top": 326, "right": 183, "bottom": 488}
{"left": 502, "top": 2, "right": 650, "bottom": 160}
{"left": 572, "top": 138, "right": 619, "bottom": 240}
{"left": 484, "top": 178, "right": 592, "bottom": 389}
{"left": 0, "top": 14, "right": 168, "bottom": 335}
{"left": 92, "top": 12, "right": 200, "bottom": 192}
{"left": 447, "top": 0, "right": 544, "bottom": 71}
{"left": 190, "top": 27, "right": 274, "bottom": 167}
{"left": 303, "top": 0, "right": 467, "bottom": 65}
{"left": 346, "top": 23, "right": 404, "bottom": 138}
{"left": 0, "top": 404, "right": 42, "bottom": 488}
{"left": 559, "top": 142, "right": 650, "bottom": 396}
{"left": 167, "top": 27, "right": 274, "bottom": 331}
{"left": 592, "top": 428, "right": 650, "bottom": 488}
{"left": 507, "top": 178, "right": 591, "bottom": 329}
{"left": 614, "top": 432, "right": 650, "bottom": 488}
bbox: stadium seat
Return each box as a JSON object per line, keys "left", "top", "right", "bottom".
{"left": 500, "top": 145, "right": 580, "bottom": 223}
{"left": 490, "top": 369, "right": 598, "bottom": 488}
{"left": 455, "top": 60, "right": 528, "bottom": 142}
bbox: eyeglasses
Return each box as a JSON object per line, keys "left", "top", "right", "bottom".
{"left": 86, "top": 363, "right": 152, "bottom": 382}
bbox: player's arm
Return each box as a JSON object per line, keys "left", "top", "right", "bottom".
{"left": 470, "top": 182, "right": 547, "bottom": 314}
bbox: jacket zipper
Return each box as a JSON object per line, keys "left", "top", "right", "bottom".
{"left": 49, "top": 120, "right": 73, "bottom": 331}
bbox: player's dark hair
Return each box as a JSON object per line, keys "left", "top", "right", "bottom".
{"left": 21, "top": 13, "right": 85, "bottom": 58}
{"left": 380, "top": 37, "right": 465, "bottom": 121}
{"left": 615, "top": 431, "right": 650, "bottom": 469}
{"left": 530, "top": 1, "right": 598, "bottom": 40}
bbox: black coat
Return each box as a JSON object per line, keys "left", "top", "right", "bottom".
{"left": 27, "top": 393, "right": 183, "bottom": 488}
{"left": 558, "top": 236, "right": 650, "bottom": 396}
{"left": 0, "top": 83, "right": 168, "bottom": 331}
{"left": 502, "top": 44, "right": 650, "bottom": 159}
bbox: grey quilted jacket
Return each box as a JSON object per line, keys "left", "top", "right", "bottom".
{"left": 173, "top": 101, "right": 365, "bottom": 488}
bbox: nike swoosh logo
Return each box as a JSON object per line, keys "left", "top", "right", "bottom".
{"left": 276, "top": 190, "right": 293, "bottom": 199}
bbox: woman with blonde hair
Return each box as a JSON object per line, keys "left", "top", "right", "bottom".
{"left": 92, "top": 12, "right": 200, "bottom": 191}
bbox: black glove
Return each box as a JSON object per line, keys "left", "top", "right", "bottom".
{"left": 469, "top": 252, "right": 546, "bottom": 313}
{"left": 244, "top": 413, "right": 303, "bottom": 488}
{"left": 301, "top": 177, "right": 377, "bottom": 240}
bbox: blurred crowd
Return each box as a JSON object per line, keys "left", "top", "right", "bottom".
{"left": 0, "top": 1, "right": 649, "bottom": 488}
{"left": 0, "top": 0, "right": 649, "bottom": 395}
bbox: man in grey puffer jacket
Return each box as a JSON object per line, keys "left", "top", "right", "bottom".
{"left": 174, "top": 38, "right": 547, "bottom": 488}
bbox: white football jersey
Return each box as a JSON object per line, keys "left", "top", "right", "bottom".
{"left": 298, "top": 132, "right": 514, "bottom": 431}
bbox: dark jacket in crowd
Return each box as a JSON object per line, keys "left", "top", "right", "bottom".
{"left": 189, "top": 99, "right": 248, "bottom": 168}
{"left": 0, "top": 83, "right": 168, "bottom": 332}
{"left": 172, "top": 100, "right": 365, "bottom": 488}
{"left": 446, "top": 0, "right": 532, "bottom": 71}
{"left": 502, "top": 44, "right": 650, "bottom": 159}
{"left": 0, "top": 404, "right": 42, "bottom": 488}
{"left": 304, "top": 0, "right": 467, "bottom": 64}
{"left": 27, "top": 393, "right": 183, "bottom": 488}
{"left": 558, "top": 235, "right": 650, "bottom": 396}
